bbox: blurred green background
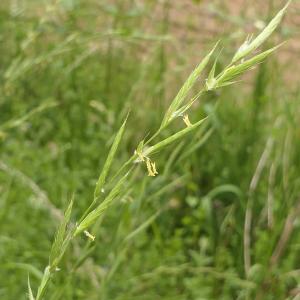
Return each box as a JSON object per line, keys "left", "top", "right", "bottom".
{"left": 0, "top": 0, "right": 300, "bottom": 299}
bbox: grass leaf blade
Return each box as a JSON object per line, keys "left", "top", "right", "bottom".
{"left": 94, "top": 115, "right": 128, "bottom": 199}
{"left": 125, "top": 210, "right": 161, "bottom": 241}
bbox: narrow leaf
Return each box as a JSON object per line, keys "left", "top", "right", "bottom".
{"left": 0, "top": 101, "right": 58, "bottom": 131}
{"left": 94, "top": 115, "right": 128, "bottom": 199}
{"left": 125, "top": 210, "right": 161, "bottom": 241}
{"left": 179, "top": 127, "right": 214, "bottom": 161}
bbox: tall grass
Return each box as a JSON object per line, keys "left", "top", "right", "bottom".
{"left": 0, "top": 1, "right": 298, "bottom": 299}
{"left": 23, "top": 3, "right": 290, "bottom": 299}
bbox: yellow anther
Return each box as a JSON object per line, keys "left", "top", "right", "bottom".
{"left": 151, "top": 161, "right": 158, "bottom": 175}
{"left": 146, "top": 158, "right": 154, "bottom": 176}
{"left": 146, "top": 158, "right": 158, "bottom": 177}
{"left": 183, "top": 114, "right": 192, "bottom": 127}
{"left": 84, "top": 230, "right": 95, "bottom": 241}
{"left": 135, "top": 145, "right": 158, "bottom": 177}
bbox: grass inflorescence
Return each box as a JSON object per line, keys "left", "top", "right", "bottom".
{"left": 0, "top": 1, "right": 298, "bottom": 299}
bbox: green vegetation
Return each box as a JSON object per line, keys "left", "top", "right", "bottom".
{"left": 0, "top": 1, "right": 298, "bottom": 299}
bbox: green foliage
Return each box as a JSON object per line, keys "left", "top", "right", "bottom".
{"left": 49, "top": 197, "right": 74, "bottom": 271}
{"left": 0, "top": 1, "right": 297, "bottom": 299}
{"left": 94, "top": 116, "right": 128, "bottom": 200}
